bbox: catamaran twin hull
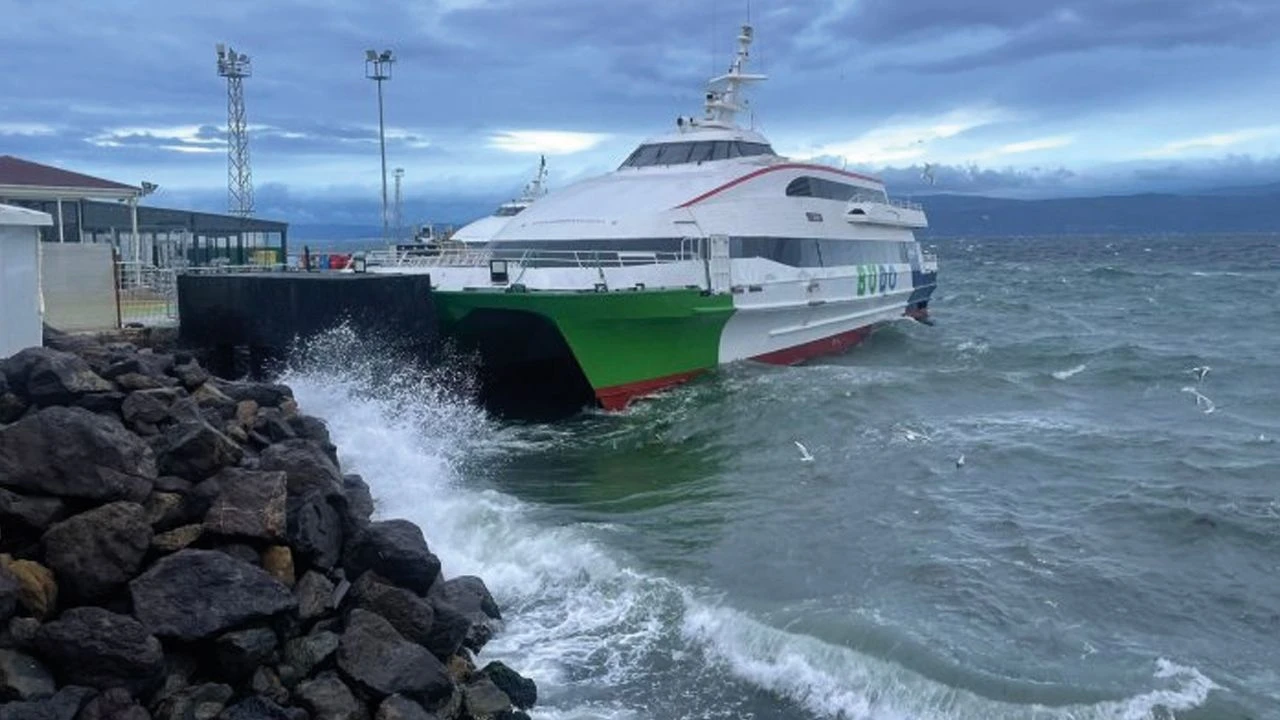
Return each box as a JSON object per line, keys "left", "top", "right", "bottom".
{"left": 407, "top": 254, "right": 938, "bottom": 414}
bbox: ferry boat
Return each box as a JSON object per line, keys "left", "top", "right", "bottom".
{"left": 369, "top": 24, "right": 938, "bottom": 412}
{"left": 451, "top": 156, "right": 549, "bottom": 245}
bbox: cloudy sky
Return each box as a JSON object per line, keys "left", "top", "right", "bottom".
{"left": 3, "top": 0, "right": 1280, "bottom": 224}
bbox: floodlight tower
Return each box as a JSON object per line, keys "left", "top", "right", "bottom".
{"left": 393, "top": 167, "right": 404, "bottom": 243}
{"left": 365, "top": 49, "right": 395, "bottom": 242}
{"left": 215, "top": 44, "right": 255, "bottom": 218}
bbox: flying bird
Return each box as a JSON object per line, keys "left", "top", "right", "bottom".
{"left": 955, "top": 454, "right": 965, "bottom": 468}
{"left": 794, "top": 440, "right": 815, "bottom": 463}
{"left": 1189, "top": 366, "right": 1210, "bottom": 383}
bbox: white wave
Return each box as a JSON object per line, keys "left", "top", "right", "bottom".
{"left": 281, "top": 338, "right": 1218, "bottom": 720}
{"left": 956, "top": 340, "right": 989, "bottom": 355}
{"left": 1053, "top": 364, "right": 1088, "bottom": 380}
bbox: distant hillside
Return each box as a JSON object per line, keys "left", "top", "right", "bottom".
{"left": 917, "top": 187, "right": 1280, "bottom": 237}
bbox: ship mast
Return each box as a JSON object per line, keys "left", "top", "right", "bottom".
{"left": 700, "top": 24, "right": 767, "bottom": 130}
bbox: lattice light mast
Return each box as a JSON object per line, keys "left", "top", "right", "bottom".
{"left": 393, "top": 167, "right": 404, "bottom": 243}
{"left": 365, "top": 49, "right": 395, "bottom": 243}
{"left": 216, "top": 44, "right": 254, "bottom": 218}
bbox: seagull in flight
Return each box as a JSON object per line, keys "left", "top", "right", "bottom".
{"left": 1189, "top": 366, "right": 1211, "bottom": 383}
{"left": 794, "top": 441, "right": 815, "bottom": 463}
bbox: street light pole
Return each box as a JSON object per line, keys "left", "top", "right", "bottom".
{"left": 365, "top": 49, "right": 395, "bottom": 244}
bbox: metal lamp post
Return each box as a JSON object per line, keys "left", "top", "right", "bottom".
{"left": 365, "top": 49, "right": 395, "bottom": 244}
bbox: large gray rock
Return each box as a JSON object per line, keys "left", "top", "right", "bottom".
{"left": 102, "top": 353, "right": 175, "bottom": 384}
{"left": 0, "top": 371, "right": 27, "bottom": 424}
{"left": 155, "top": 421, "right": 243, "bottom": 482}
{"left": 214, "top": 382, "right": 293, "bottom": 409}
{"left": 259, "top": 440, "right": 343, "bottom": 499}
{"left": 336, "top": 610, "right": 451, "bottom": 703}
{"left": 461, "top": 677, "right": 511, "bottom": 718}
{"left": 153, "top": 683, "right": 233, "bottom": 720}
{"left": 0, "top": 407, "right": 155, "bottom": 503}
{"left": 41, "top": 502, "right": 151, "bottom": 602}
{"left": 287, "top": 494, "right": 343, "bottom": 570}
{"left": 343, "top": 521, "right": 440, "bottom": 596}
{"left": 0, "top": 649, "right": 55, "bottom": 701}
{"left": 33, "top": 607, "right": 163, "bottom": 695}
{"left": 203, "top": 469, "right": 287, "bottom": 542}
{"left": 478, "top": 662, "right": 536, "bottom": 710}
{"left": 433, "top": 576, "right": 501, "bottom": 653}
{"left": 130, "top": 550, "right": 297, "bottom": 641}
{"left": 0, "top": 489, "right": 66, "bottom": 533}
{"left": 350, "top": 573, "right": 434, "bottom": 651}
{"left": 0, "top": 685, "right": 96, "bottom": 720}
{"left": 0, "top": 348, "right": 113, "bottom": 407}
{"left": 372, "top": 696, "right": 436, "bottom": 720}
{"left": 214, "top": 628, "right": 278, "bottom": 680}
{"left": 121, "top": 388, "right": 182, "bottom": 428}
{"left": 283, "top": 630, "right": 339, "bottom": 679}
{"left": 338, "top": 475, "right": 374, "bottom": 535}
{"left": 75, "top": 687, "right": 150, "bottom": 720}
{"left": 295, "top": 672, "right": 367, "bottom": 720}
{"left": 170, "top": 363, "right": 210, "bottom": 391}
{"left": 294, "top": 571, "right": 335, "bottom": 621}
{"left": 217, "top": 696, "right": 305, "bottom": 720}
{"left": 422, "top": 599, "right": 469, "bottom": 663}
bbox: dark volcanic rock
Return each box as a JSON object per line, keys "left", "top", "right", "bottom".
{"left": 214, "top": 382, "right": 293, "bottom": 409}
{"left": 102, "top": 354, "right": 175, "bottom": 383}
{"left": 73, "top": 393, "right": 126, "bottom": 417}
{"left": 121, "top": 389, "right": 181, "bottom": 428}
{"left": 130, "top": 550, "right": 297, "bottom": 641}
{"left": 338, "top": 476, "right": 374, "bottom": 535}
{"left": 114, "top": 373, "right": 169, "bottom": 392}
{"left": 350, "top": 573, "right": 434, "bottom": 650}
{"left": 479, "top": 662, "right": 536, "bottom": 710}
{"left": 203, "top": 469, "right": 287, "bottom": 542}
{"left": 0, "top": 564, "right": 18, "bottom": 624}
{"left": 372, "top": 696, "right": 435, "bottom": 720}
{"left": 0, "top": 489, "right": 66, "bottom": 534}
{"left": 1, "top": 348, "right": 113, "bottom": 407}
{"left": 461, "top": 677, "right": 511, "bottom": 718}
{"left": 434, "top": 576, "right": 501, "bottom": 652}
{"left": 249, "top": 669, "right": 288, "bottom": 706}
{"left": 259, "top": 440, "right": 342, "bottom": 499}
{"left": 0, "top": 407, "right": 155, "bottom": 503}
{"left": 153, "top": 683, "right": 233, "bottom": 720}
{"left": 213, "top": 544, "right": 261, "bottom": 567}
{"left": 150, "top": 525, "right": 203, "bottom": 553}
{"left": 287, "top": 494, "right": 343, "bottom": 570}
{"left": 214, "top": 628, "right": 278, "bottom": 680}
{"left": 0, "top": 648, "right": 55, "bottom": 701}
{"left": 8, "top": 617, "right": 39, "bottom": 649}
{"left": 295, "top": 672, "right": 366, "bottom": 720}
{"left": 155, "top": 421, "right": 243, "bottom": 482}
{"left": 0, "top": 685, "right": 96, "bottom": 720}
{"left": 0, "top": 558, "right": 57, "bottom": 620}
{"left": 41, "top": 502, "right": 151, "bottom": 602}
{"left": 143, "top": 492, "right": 187, "bottom": 531}
{"left": 422, "top": 600, "right": 469, "bottom": 663}
{"left": 33, "top": 607, "right": 163, "bottom": 694}
{"left": 170, "top": 363, "right": 210, "bottom": 391}
{"left": 217, "top": 696, "right": 304, "bottom": 720}
{"left": 283, "top": 631, "right": 339, "bottom": 679}
{"left": 76, "top": 687, "right": 150, "bottom": 720}
{"left": 294, "top": 571, "right": 335, "bottom": 621}
{"left": 336, "top": 609, "right": 450, "bottom": 703}
{"left": 343, "top": 521, "right": 440, "bottom": 596}
{"left": 0, "top": 371, "right": 27, "bottom": 424}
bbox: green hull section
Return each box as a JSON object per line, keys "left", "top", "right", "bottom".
{"left": 433, "top": 288, "right": 734, "bottom": 405}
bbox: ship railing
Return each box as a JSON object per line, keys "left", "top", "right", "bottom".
{"left": 887, "top": 197, "right": 924, "bottom": 211}
{"left": 369, "top": 244, "right": 703, "bottom": 271}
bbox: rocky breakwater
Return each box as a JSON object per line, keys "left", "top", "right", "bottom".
{"left": 0, "top": 339, "right": 537, "bottom": 720}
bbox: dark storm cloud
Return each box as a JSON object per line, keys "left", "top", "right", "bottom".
{"left": 835, "top": 0, "right": 1280, "bottom": 71}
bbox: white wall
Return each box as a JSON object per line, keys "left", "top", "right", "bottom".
{"left": 41, "top": 243, "right": 118, "bottom": 332}
{"left": 0, "top": 224, "right": 43, "bottom": 358}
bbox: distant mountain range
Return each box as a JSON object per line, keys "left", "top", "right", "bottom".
{"left": 287, "top": 182, "right": 1280, "bottom": 244}
{"left": 915, "top": 183, "right": 1280, "bottom": 237}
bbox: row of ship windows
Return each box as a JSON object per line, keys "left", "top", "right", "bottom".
{"left": 491, "top": 237, "right": 916, "bottom": 268}
{"left": 785, "top": 177, "right": 887, "bottom": 204}
{"left": 619, "top": 141, "right": 777, "bottom": 168}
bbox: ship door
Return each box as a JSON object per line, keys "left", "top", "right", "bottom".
{"left": 706, "top": 234, "right": 732, "bottom": 294}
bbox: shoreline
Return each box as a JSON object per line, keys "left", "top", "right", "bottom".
{"left": 0, "top": 329, "right": 537, "bottom": 720}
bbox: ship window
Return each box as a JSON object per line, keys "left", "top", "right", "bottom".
{"left": 494, "top": 206, "right": 523, "bottom": 217}
{"left": 619, "top": 140, "right": 778, "bottom": 168}
{"left": 785, "top": 176, "right": 887, "bottom": 203}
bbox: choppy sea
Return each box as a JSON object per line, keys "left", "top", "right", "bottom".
{"left": 283, "top": 233, "right": 1280, "bottom": 720}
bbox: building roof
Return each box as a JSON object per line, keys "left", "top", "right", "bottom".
{"left": 0, "top": 156, "right": 140, "bottom": 198}
{"left": 0, "top": 203, "right": 53, "bottom": 227}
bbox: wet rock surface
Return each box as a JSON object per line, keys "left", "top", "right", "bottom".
{"left": 0, "top": 336, "right": 535, "bottom": 720}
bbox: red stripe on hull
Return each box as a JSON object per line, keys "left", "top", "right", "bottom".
{"left": 595, "top": 369, "right": 705, "bottom": 411}
{"left": 751, "top": 324, "right": 883, "bottom": 366}
{"left": 676, "top": 163, "right": 884, "bottom": 208}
